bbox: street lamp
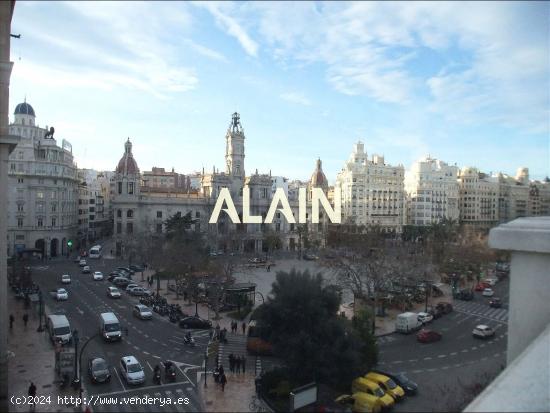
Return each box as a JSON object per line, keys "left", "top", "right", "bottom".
{"left": 36, "top": 290, "right": 44, "bottom": 332}
{"left": 204, "top": 350, "right": 208, "bottom": 388}
{"left": 72, "top": 329, "right": 79, "bottom": 389}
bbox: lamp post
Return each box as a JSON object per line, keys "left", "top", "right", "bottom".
{"left": 36, "top": 290, "right": 44, "bottom": 332}
{"left": 204, "top": 350, "right": 208, "bottom": 388}
{"left": 72, "top": 329, "right": 79, "bottom": 389}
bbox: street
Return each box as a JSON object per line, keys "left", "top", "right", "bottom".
{"left": 30, "top": 256, "right": 209, "bottom": 412}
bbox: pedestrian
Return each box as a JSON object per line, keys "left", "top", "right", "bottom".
{"left": 215, "top": 324, "right": 221, "bottom": 340}
{"left": 242, "top": 322, "right": 246, "bottom": 335}
{"left": 229, "top": 353, "right": 234, "bottom": 373}
{"left": 235, "top": 356, "right": 241, "bottom": 374}
{"left": 220, "top": 373, "right": 227, "bottom": 392}
{"left": 241, "top": 355, "right": 246, "bottom": 374}
{"left": 9, "top": 314, "right": 14, "bottom": 329}
{"left": 214, "top": 366, "right": 220, "bottom": 383}
{"left": 23, "top": 313, "right": 29, "bottom": 328}
{"left": 28, "top": 382, "right": 36, "bottom": 410}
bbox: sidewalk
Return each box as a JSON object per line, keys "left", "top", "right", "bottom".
{"left": 7, "top": 292, "right": 77, "bottom": 413}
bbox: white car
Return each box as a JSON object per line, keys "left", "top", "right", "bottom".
{"left": 82, "top": 266, "right": 91, "bottom": 274}
{"left": 56, "top": 288, "right": 69, "bottom": 301}
{"left": 417, "top": 312, "right": 434, "bottom": 324}
{"left": 484, "top": 278, "right": 498, "bottom": 286}
{"left": 482, "top": 288, "right": 494, "bottom": 297}
{"left": 61, "top": 274, "right": 71, "bottom": 284}
{"left": 119, "top": 356, "right": 145, "bottom": 385}
{"left": 133, "top": 305, "right": 153, "bottom": 320}
{"left": 93, "top": 271, "right": 104, "bottom": 281}
{"left": 107, "top": 286, "right": 121, "bottom": 298}
{"left": 79, "top": 259, "right": 87, "bottom": 267}
{"left": 126, "top": 283, "right": 139, "bottom": 292}
{"left": 473, "top": 324, "right": 495, "bottom": 338}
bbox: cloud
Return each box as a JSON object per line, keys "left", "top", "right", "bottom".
{"left": 280, "top": 92, "right": 311, "bottom": 106}
{"left": 194, "top": 2, "right": 259, "bottom": 57}
{"left": 184, "top": 39, "right": 229, "bottom": 63}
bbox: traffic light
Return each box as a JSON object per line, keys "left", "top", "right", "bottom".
{"left": 67, "top": 240, "right": 73, "bottom": 247}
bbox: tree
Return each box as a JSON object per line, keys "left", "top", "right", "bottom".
{"left": 263, "top": 230, "right": 282, "bottom": 258}
{"left": 256, "top": 269, "right": 376, "bottom": 389}
{"left": 295, "top": 224, "right": 310, "bottom": 258}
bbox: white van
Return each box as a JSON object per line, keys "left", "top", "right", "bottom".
{"left": 395, "top": 312, "right": 422, "bottom": 334}
{"left": 99, "top": 312, "right": 122, "bottom": 341}
{"left": 47, "top": 314, "right": 72, "bottom": 345}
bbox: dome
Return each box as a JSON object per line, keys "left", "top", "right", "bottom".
{"left": 310, "top": 158, "right": 328, "bottom": 190}
{"left": 14, "top": 102, "right": 35, "bottom": 117}
{"left": 116, "top": 138, "right": 139, "bottom": 175}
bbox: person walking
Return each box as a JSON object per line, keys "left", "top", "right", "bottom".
{"left": 28, "top": 382, "right": 36, "bottom": 411}
{"left": 220, "top": 373, "right": 227, "bottom": 392}
{"left": 9, "top": 314, "right": 14, "bottom": 329}
{"left": 235, "top": 356, "right": 241, "bottom": 374}
{"left": 23, "top": 313, "right": 29, "bottom": 328}
{"left": 241, "top": 355, "right": 246, "bottom": 374}
{"left": 242, "top": 322, "right": 246, "bottom": 335}
{"left": 228, "top": 353, "right": 234, "bottom": 373}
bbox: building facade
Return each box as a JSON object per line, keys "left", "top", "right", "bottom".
{"left": 458, "top": 167, "right": 500, "bottom": 229}
{"left": 336, "top": 141, "right": 405, "bottom": 233}
{"left": 405, "top": 156, "right": 459, "bottom": 226}
{"left": 7, "top": 102, "right": 79, "bottom": 257}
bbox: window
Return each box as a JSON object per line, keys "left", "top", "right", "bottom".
{"left": 276, "top": 223, "right": 281, "bottom": 232}
{"left": 195, "top": 211, "right": 200, "bottom": 218}
{"left": 18, "top": 151, "right": 23, "bottom": 160}
{"left": 126, "top": 223, "right": 133, "bottom": 234}
{"left": 117, "top": 209, "right": 122, "bottom": 218}
{"left": 128, "top": 182, "right": 134, "bottom": 195}
{"left": 51, "top": 203, "right": 57, "bottom": 212}
{"left": 17, "top": 204, "right": 24, "bottom": 212}
{"left": 51, "top": 217, "right": 56, "bottom": 227}
{"left": 17, "top": 178, "right": 23, "bottom": 184}
{"left": 50, "top": 191, "right": 56, "bottom": 199}
{"left": 116, "top": 222, "right": 122, "bottom": 234}
{"left": 37, "top": 218, "right": 43, "bottom": 227}
{"left": 38, "top": 178, "right": 44, "bottom": 184}
{"left": 36, "top": 191, "right": 44, "bottom": 199}
{"left": 10, "top": 163, "right": 15, "bottom": 171}
{"left": 127, "top": 210, "right": 133, "bottom": 218}
{"left": 156, "top": 211, "right": 162, "bottom": 218}
{"left": 118, "top": 182, "right": 122, "bottom": 194}
{"left": 17, "top": 218, "right": 23, "bottom": 228}
{"left": 156, "top": 223, "right": 162, "bottom": 234}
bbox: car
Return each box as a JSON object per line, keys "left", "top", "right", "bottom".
{"left": 427, "top": 305, "right": 444, "bottom": 319}
{"left": 489, "top": 297, "right": 502, "bottom": 308}
{"left": 82, "top": 266, "right": 91, "bottom": 274}
{"left": 179, "top": 316, "right": 212, "bottom": 329}
{"left": 436, "top": 302, "right": 453, "bottom": 314}
{"left": 107, "top": 286, "right": 121, "bottom": 298}
{"left": 93, "top": 271, "right": 104, "bottom": 281}
{"left": 56, "top": 288, "right": 69, "bottom": 301}
{"left": 473, "top": 324, "right": 495, "bottom": 339}
{"left": 141, "top": 288, "right": 153, "bottom": 297}
{"left": 482, "top": 288, "right": 494, "bottom": 297}
{"left": 417, "top": 312, "right": 433, "bottom": 324}
{"left": 351, "top": 378, "right": 395, "bottom": 409}
{"left": 73, "top": 257, "right": 81, "bottom": 263}
{"left": 61, "top": 274, "right": 71, "bottom": 284}
{"left": 117, "top": 267, "right": 135, "bottom": 275}
{"left": 456, "top": 289, "right": 474, "bottom": 301}
{"left": 365, "top": 372, "right": 405, "bottom": 401}
{"left": 371, "top": 370, "right": 418, "bottom": 396}
{"left": 79, "top": 259, "right": 87, "bottom": 267}
{"left": 475, "top": 282, "right": 491, "bottom": 291}
{"left": 107, "top": 274, "right": 118, "bottom": 282}
{"left": 88, "top": 357, "right": 111, "bottom": 383}
{"left": 133, "top": 304, "right": 153, "bottom": 320}
{"left": 129, "top": 264, "right": 144, "bottom": 272}
{"left": 125, "top": 283, "right": 140, "bottom": 292}
{"left": 129, "top": 287, "right": 148, "bottom": 296}
{"left": 112, "top": 277, "right": 131, "bottom": 288}
{"left": 335, "top": 393, "right": 383, "bottom": 413}
{"left": 483, "top": 278, "right": 498, "bottom": 286}
{"left": 416, "top": 329, "right": 442, "bottom": 343}
{"left": 119, "top": 356, "right": 145, "bottom": 385}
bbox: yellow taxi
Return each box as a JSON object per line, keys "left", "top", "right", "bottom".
{"left": 335, "top": 392, "right": 382, "bottom": 413}
{"left": 351, "top": 377, "right": 395, "bottom": 409}
{"left": 365, "top": 372, "right": 405, "bottom": 401}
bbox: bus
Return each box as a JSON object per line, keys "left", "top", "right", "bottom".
{"left": 89, "top": 245, "right": 102, "bottom": 259}
{"left": 246, "top": 320, "right": 273, "bottom": 356}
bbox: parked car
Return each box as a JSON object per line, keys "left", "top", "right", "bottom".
{"left": 482, "top": 288, "right": 494, "bottom": 297}
{"left": 88, "top": 357, "right": 111, "bottom": 383}
{"left": 107, "top": 286, "right": 121, "bottom": 298}
{"left": 456, "top": 289, "right": 474, "bottom": 301}
{"left": 119, "top": 356, "right": 145, "bottom": 385}
{"left": 133, "top": 305, "right": 153, "bottom": 320}
{"left": 125, "top": 283, "right": 140, "bottom": 292}
{"left": 334, "top": 393, "right": 382, "bottom": 413}
{"left": 112, "top": 277, "right": 131, "bottom": 288}
{"left": 56, "top": 288, "right": 69, "bottom": 301}
{"left": 365, "top": 372, "right": 405, "bottom": 401}
{"left": 93, "top": 271, "right": 104, "bottom": 281}
{"left": 129, "top": 264, "right": 144, "bottom": 272}
{"left": 351, "top": 377, "right": 395, "bottom": 409}
{"left": 129, "top": 287, "right": 148, "bottom": 296}
{"left": 371, "top": 370, "right": 418, "bottom": 396}
{"left": 416, "top": 329, "right": 442, "bottom": 343}
{"left": 417, "top": 312, "right": 433, "bottom": 325}
{"left": 179, "top": 316, "right": 212, "bottom": 329}
{"left": 79, "top": 259, "right": 87, "bottom": 267}
{"left": 489, "top": 297, "right": 502, "bottom": 308}
{"left": 475, "top": 282, "right": 491, "bottom": 291}
{"left": 483, "top": 278, "right": 498, "bottom": 286}
{"left": 61, "top": 274, "right": 71, "bottom": 284}
{"left": 82, "top": 266, "right": 91, "bottom": 274}
{"left": 436, "top": 302, "right": 453, "bottom": 314}
{"left": 472, "top": 324, "right": 495, "bottom": 339}
{"left": 117, "top": 267, "right": 135, "bottom": 275}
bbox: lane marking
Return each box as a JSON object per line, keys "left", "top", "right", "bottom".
{"left": 113, "top": 367, "right": 126, "bottom": 392}
{"left": 146, "top": 360, "right": 154, "bottom": 372}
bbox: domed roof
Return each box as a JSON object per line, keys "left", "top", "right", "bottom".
{"left": 310, "top": 158, "right": 328, "bottom": 189}
{"left": 116, "top": 138, "right": 139, "bottom": 175}
{"left": 14, "top": 101, "right": 35, "bottom": 117}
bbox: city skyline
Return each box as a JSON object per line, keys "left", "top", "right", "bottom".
{"left": 8, "top": 1, "right": 549, "bottom": 182}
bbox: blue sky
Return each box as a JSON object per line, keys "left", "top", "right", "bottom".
{"left": 9, "top": 1, "right": 550, "bottom": 182}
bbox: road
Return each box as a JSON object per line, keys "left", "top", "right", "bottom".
{"left": 30, "top": 256, "right": 211, "bottom": 412}
{"left": 377, "top": 277, "right": 510, "bottom": 412}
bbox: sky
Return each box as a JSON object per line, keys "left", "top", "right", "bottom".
{"left": 9, "top": 1, "right": 550, "bottom": 183}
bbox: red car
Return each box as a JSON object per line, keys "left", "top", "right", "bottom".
{"left": 417, "top": 329, "right": 442, "bottom": 343}
{"left": 474, "top": 282, "right": 490, "bottom": 291}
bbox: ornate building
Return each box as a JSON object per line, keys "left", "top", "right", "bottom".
{"left": 6, "top": 101, "right": 79, "bottom": 257}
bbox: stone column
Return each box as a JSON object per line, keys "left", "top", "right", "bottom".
{"left": 488, "top": 217, "right": 550, "bottom": 364}
{"left": 0, "top": 2, "right": 17, "bottom": 410}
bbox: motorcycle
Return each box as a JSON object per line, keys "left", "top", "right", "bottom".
{"left": 163, "top": 361, "right": 177, "bottom": 382}
{"left": 183, "top": 335, "right": 196, "bottom": 347}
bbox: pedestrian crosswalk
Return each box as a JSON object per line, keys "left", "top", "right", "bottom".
{"left": 89, "top": 384, "right": 202, "bottom": 412}
{"left": 453, "top": 301, "right": 508, "bottom": 323}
